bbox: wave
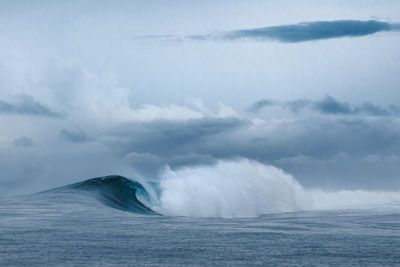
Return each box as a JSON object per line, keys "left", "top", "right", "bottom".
{"left": 34, "top": 160, "right": 400, "bottom": 218}
{"left": 44, "top": 175, "right": 160, "bottom": 215}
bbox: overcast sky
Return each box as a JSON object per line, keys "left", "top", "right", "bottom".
{"left": 1, "top": 0, "right": 400, "bottom": 196}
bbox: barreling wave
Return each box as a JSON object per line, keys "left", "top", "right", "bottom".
{"left": 45, "top": 175, "right": 160, "bottom": 215}
{"left": 33, "top": 160, "right": 400, "bottom": 218}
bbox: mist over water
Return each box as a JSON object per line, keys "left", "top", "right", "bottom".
{"left": 157, "top": 160, "right": 400, "bottom": 218}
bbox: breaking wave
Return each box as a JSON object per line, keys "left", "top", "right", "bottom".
{"left": 35, "top": 160, "right": 400, "bottom": 218}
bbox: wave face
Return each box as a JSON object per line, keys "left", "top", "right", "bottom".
{"left": 63, "top": 175, "right": 159, "bottom": 215}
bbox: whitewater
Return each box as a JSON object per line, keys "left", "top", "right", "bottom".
{"left": 1, "top": 159, "right": 400, "bottom": 266}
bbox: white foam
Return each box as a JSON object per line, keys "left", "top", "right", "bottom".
{"left": 158, "top": 159, "right": 400, "bottom": 218}
{"left": 159, "top": 159, "right": 311, "bottom": 218}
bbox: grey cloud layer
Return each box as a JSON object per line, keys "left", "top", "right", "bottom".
{"left": 249, "top": 95, "right": 400, "bottom": 117}
{"left": 0, "top": 96, "right": 62, "bottom": 118}
{"left": 101, "top": 113, "right": 400, "bottom": 190}
{"left": 2, "top": 101, "right": 400, "bottom": 194}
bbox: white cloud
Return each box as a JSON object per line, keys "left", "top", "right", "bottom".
{"left": 216, "top": 102, "right": 237, "bottom": 118}
{"left": 128, "top": 104, "right": 204, "bottom": 121}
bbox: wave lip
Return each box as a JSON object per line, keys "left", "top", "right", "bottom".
{"left": 65, "top": 175, "right": 159, "bottom": 215}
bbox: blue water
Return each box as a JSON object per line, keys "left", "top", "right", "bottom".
{"left": 1, "top": 176, "right": 400, "bottom": 266}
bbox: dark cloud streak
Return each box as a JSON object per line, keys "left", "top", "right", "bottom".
{"left": 250, "top": 95, "right": 400, "bottom": 117}
{"left": 137, "top": 20, "right": 399, "bottom": 44}
{"left": 314, "top": 95, "right": 352, "bottom": 114}
{"left": 222, "top": 20, "right": 395, "bottom": 43}
{"left": 0, "top": 96, "right": 62, "bottom": 118}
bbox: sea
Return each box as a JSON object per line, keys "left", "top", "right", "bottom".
{"left": 1, "top": 167, "right": 400, "bottom": 266}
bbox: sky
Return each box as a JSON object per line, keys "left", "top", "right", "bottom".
{"left": 1, "top": 0, "right": 400, "bottom": 196}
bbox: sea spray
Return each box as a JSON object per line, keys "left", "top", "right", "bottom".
{"left": 159, "top": 159, "right": 400, "bottom": 217}
{"left": 159, "top": 159, "right": 312, "bottom": 217}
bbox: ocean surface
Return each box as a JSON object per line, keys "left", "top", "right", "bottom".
{"left": 1, "top": 174, "right": 400, "bottom": 266}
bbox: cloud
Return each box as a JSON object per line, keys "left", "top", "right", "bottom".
{"left": 1, "top": 2, "right": 400, "bottom": 198}
{"left": 250, "top": 95, "right": 400, "bottom": 117}
{"left": 221, "top": 20, "right": 396, "bottom": 43}
{"left": 13, "top": 136, "right": 34, "bottom": 148}
{"left": 96, "top": 111, "right": 400, "bottom": 191}
{"left": 108, "top": 117, "right": 245, "bottom": 175}
{"left": 136, "top": 20, "right": 399, "bottom": 44}
{"left": 123, "top": 152, "right": 217, "bottom": 178}
{"left": 248, "top": 99, "right": 276, "bottom": 113}
{"left": 287, "top": 99, "right": 313, "bottom": 113}
{"left": 111, "top": 117, "right": 245, "bottom": 155}
{"left": 128, "top": 104, "right": 204, "bottom": 121}
{"left": 314, "top": 95, "right": 352, "bottom": 114}
{"left": 354, "top": 102, "right": 392, "bottom": 116}
{"left": 60, "top": 129, "right": 91, "bottom": 143}
{"left": 1, "top": 100, "right": 400, "bottom": 194}
{"left": 0, "top": 95, "right": 62, "bottom": 118}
